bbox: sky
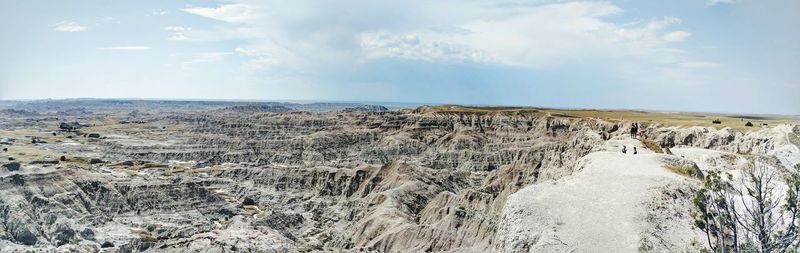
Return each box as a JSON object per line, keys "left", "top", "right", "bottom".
{"left": 0, "top": 0, "right": 798, "bottom": 114}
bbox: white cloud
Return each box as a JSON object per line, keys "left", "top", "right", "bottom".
{"left": 663, "top": 31, "right": 691, "bottom": 42}
{"left": 358, "top": 6, "right": 686, "bottom": 68}
{"left": 54, "top": 21, "right": 86, "bottom": 32}
{"left": 182, "top": 0, "right": 708, "bottom": 83}
{"left": 359, "top": 32, "right": 494, "bottom": 64}
{"left": 168, "top": 33, "right": 189, "bottom": 41}
{"left": 182, "top": 4, "right": 260, "bottom": 24}
{"left": 164, "top": 26, "right": 192, "bottom": 41}
{"left": 97, "top": 46, "right": 151, "bottom": 51}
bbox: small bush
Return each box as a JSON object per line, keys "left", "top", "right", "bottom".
{"left": 665, "top": 165, "right": 703, "bottom": 179}
{"left": 745, "top": 121, "right": 753, "bottom": 127}
{"left": 712, "top": 119, "right": 722, "bottom": 124}
{"left": 639, "top": 139, "right": 663, "bottom": 153}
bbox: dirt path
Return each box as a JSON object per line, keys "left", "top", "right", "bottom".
{"left": 496, "top": 137, "right": 694, "bottom": 252}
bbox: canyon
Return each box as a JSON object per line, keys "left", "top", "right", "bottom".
{"left": 0, "top": 100, "right": 798, "bottom": 252}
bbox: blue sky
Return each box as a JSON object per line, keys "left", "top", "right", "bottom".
{"left": 1, "top": 0, "right": 798, "bottom": 114}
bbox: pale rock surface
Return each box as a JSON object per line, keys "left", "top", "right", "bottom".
{"left": 495, "top": 136, "right": 705, "bottom": 252}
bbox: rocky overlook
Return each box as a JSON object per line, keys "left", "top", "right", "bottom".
{"left": 0, "top": 100, "right": 798, "bottom": 252}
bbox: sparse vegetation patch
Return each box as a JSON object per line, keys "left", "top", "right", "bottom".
{"left": 639, "top": 139, "right": 664, "bottom": 153}
{"left": 664, "top": 165, "right": 702, "bottom": 179}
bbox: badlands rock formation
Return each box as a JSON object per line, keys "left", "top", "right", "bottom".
{"left": 0, "top": 100, "right": 797, "bottom": 252}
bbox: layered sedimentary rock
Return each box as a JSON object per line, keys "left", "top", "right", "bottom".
{"left": 0, "top": 103, "right": 797, "bottom": 252}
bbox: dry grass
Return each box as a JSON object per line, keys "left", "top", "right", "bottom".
{"left": 1, "top": 144, "right": 61, "bottom": 164}
{"left": 64, "top": 156, "right": 90, "bottom": 166}
{"left": 555, "top": 110, "right": 797, "bottom": 132}
{"left": 414, "top": 105, "right": 799, "bottom": 132}
{"left": 639, "top": 139, "right": 663, "bottom": 153}
{"left": 664, "top": 165, "right": 703, "bottom": 179}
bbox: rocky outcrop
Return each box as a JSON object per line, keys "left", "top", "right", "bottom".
{"left": 2, "top": 162, "right": 20, "bottom": 171}
{"left": 0, "top": 168, "right": 237, "bottom": 251}
{"left": 59, "top": 121, "right": 85, "bottom": 131}
{"left": 642, "top": 124, "right": 800, "bottom": 168}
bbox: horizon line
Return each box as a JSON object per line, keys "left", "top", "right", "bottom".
{"left": 2, "top": 97, "right": 799, "bottom": 117}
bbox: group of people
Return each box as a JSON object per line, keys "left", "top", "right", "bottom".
{"left": 630, "top": 122, "right": 640, "bottom": 138}
{"left": 622, "top": 122, "right": 641, "bottom": 154}
{"left": 622, "top": 145, "right": 637, "bottom": 155}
